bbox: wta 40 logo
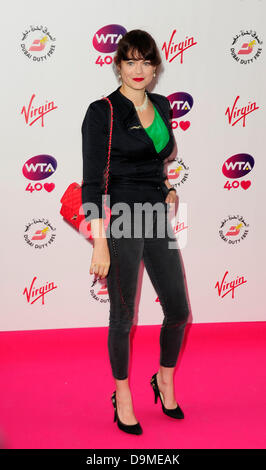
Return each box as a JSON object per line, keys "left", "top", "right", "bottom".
{"left": 167, "top": 92, "right": 193, "bottom": 132}
{"left": 92, "top": 24, "right": 127, "bottom": 68}
{"left": 222, "top": 153, "right": 254, "bottom": 191}
{"left": 22, "top": 154, "right": 57, "bottom": 194}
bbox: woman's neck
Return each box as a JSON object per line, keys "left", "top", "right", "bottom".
{"left": 119, "top": 84, "right": 146, "bottom": 108}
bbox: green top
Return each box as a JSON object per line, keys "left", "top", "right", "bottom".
{"left": 144, "top": 104, "right": 170, "bottom": 153}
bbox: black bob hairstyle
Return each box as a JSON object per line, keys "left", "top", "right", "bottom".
{"left": 114, "top": 29, "right": 162, "bottom": 67}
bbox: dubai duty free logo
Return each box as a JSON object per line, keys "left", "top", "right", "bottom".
{"left": 165, "top": 157, "right": 190, "bottom": 190}
{"left": 219, "top": 214, "right": 249, "bottom": 245}
{"left": 24, "top": 218, "right": 56, "bottom": 249}
{"left": 20, "top": 25, "right": 56, "bottom": 61}
{"left": 230, "top": 29, "right": 263, "bottom": 64}
{"left": 89, "top": 277, "right": 110, "bottom": 303}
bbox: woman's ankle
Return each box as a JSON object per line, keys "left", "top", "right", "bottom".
{"left": 157, "top": 369, "right": 174, "bottom": 386}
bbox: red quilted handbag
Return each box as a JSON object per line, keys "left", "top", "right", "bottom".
{"left": 60, "top": 96, "right": 113, "bottom": 240}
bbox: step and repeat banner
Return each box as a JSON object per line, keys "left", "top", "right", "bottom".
{"left": 1, "top": 0, "right": 265, "bottom": 331}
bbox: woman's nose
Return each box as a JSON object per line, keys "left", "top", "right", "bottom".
{"left": 135, "top": 62, "right": 143, "bottom": 73}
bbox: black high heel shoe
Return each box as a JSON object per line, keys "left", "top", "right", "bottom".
{"left": 150, "top": 372, "right": 184, "bottom": 419}
{"left": 111, "top": 391, "right": 143, "bottom": 435}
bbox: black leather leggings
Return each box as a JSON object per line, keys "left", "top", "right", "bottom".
{"left": 106, "top": 208, "right": 190, "bottom": 380}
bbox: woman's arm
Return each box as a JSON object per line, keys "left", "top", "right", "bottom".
{"left": 163, "top": 178, "right": 172, "bottom": 189}
{"left": 163, "top": 96, "right": 177, "bottom": 196}
{"left": 81, "top": 99, "right": 111, "bottom": 279}
{"left": 81, "top": 99, "right": 109, "bottom": 241}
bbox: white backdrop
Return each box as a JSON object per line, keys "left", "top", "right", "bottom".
{"left": 1, "top": 0, "right": 265, "bottom": 332}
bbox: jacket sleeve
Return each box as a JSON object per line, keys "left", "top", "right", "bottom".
{"left": 164, "top": 95, "right": 176, "bottom": 164}
{"left": 165, "top": 96, "right": 173, "bottom": 128}
{"left": 81, "top": 99, "right": 109, "bottom": 221}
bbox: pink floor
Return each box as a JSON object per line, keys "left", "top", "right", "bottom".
{"left": 0, "top": 321, "right": 265, "bottom": 449}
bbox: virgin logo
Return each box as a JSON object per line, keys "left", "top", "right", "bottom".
{"left": 23, "top": 276, "right": 57, "bottom": 305}
{"left": 162, "top": 29, "right": 197, "bottom": 64}
{"left": 21, "top": 93, "right": 57, "bottom": 127}
{"left": 92, "top": 25, "right": 127, "bottom": 53}
{"left": 225, "top": 95, "right": 259, "bottom": 127}
{"left": 215, "top": 271, "right": 247, "bottom": 299}
{"left": 172, "top": 220, "right": 188, "bottom": 235}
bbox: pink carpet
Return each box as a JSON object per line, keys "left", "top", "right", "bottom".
{"left": 0, "top": 321, "right": 265, "bottom": 449}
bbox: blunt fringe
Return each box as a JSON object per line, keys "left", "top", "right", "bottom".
{"left": 114, "top": 29, "right": 162, "bottom": 67}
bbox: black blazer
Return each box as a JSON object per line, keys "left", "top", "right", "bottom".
{"left": 81, "top": 85, "right": 175, "bottom": 221}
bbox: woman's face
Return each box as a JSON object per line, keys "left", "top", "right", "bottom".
{"left": 117, "top": 49, "right": 155, "bottom": 90}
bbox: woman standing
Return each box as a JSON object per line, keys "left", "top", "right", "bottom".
{"left": 81, "top": 30, "right": 190, "bottom": 435}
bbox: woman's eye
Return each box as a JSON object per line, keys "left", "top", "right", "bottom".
{"left": 127, "top": 60, "right": 150, "bottom": 65}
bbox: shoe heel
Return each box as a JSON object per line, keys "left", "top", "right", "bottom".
{"left": 110, "top": 390, "right": 143, "bottom": 435}
{"left": 111, "top": 393, "right": 117, "bottom": 422}
{"left": 153, "top": 385, "right": 159, "bottom": 403}
{"left": 150, "top": 377, "right": 159, "bottom": 404}
{"left": 150, "top": 373, "right": 185, "bottom": 420}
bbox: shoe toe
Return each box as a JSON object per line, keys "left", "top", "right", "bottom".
{"left": 117, "top": 420, "right": 143, "bottom": 435}
{"left": 164, "top": 405, "right": 184, "bottom": 419}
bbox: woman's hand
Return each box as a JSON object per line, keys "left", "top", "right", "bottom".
{"left": 163, "top": 179, "right": 177, "bottom": 204}
{"left": 165, "top": 189, "right": 177, "bottom": 205}
{"left": 90, "top": 240, "right": 110, "bottom": 279}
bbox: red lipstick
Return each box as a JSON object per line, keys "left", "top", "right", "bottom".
{"left": 133, "top": 78, "right": 144, "bottom": 81}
